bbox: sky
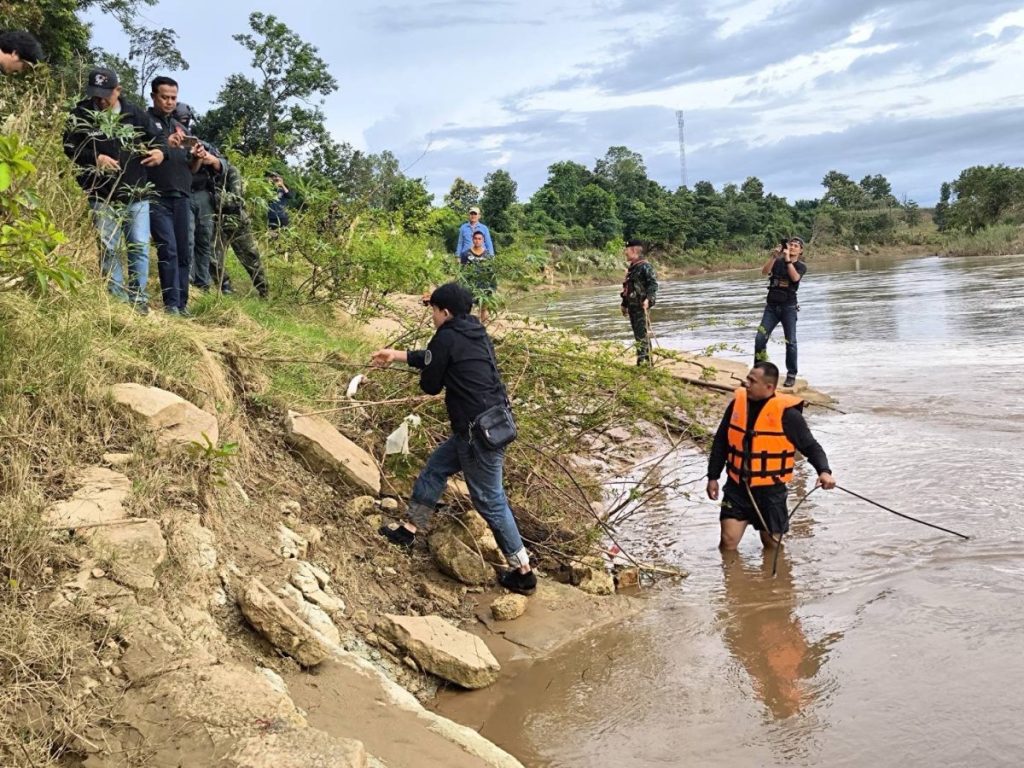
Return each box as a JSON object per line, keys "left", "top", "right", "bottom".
{"left": 86, "top": 0, "right": 1024, "bottom": 205}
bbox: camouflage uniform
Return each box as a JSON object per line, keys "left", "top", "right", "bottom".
{"left": 620, "top": 259, "right": 659, "bottom": 365}
{"left": 211, "top": 160, "right": 269, "bottom": 297}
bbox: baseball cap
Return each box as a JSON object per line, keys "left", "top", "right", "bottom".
{"left": 787, "top": 236, "right": 805, "bottom": 246}
{"left": 468, "top": 206, "right": 481, "bottom": 215}
{"left": 86, "top": 68, "right": 119, "bottom": 98}
{"left": 625, "top": 238, "right": 643, "bottom": 248}
{"left": 428, "top": 282, "right": 474, "bottom": 315}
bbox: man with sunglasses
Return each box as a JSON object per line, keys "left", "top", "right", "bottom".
{"left": 754, "top": 236, "right": 807, "bottom": 388}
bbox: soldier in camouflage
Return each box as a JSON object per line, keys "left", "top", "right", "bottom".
{"left": 620, "top": 239, "right": 659, "bottom": 365}
{"left": 211, "top": 160, "right": 269, "bottom": 298}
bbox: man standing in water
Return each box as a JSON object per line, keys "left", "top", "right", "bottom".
{"left": 620, "top": 239, "right": 658, "bottom": 365}
{"left": 754, "top": 236, "right": 806, "bottom": 388}
{"left": 371, "top": 282, "right": 536, "bottom": 596}
{"left": 706, "top": 362, "right": 835, "bottom": 550}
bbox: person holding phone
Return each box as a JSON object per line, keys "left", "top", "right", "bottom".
{"left": 753, "top": 236, "right": 807, "bottom": 388}
{"left": 146, "top": 76, "right": 194, "bottom": 315}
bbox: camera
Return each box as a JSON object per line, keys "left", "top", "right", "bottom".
{"left": 780, "top": 238, "right": 789, "bottom": 249}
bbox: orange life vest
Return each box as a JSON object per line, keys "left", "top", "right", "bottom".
{"left": 726, "top": 388, "right": 804, "bottom": 487}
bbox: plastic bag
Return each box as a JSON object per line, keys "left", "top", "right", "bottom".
{"left": 385, "top": 414, "right": 422, "bottom": 455}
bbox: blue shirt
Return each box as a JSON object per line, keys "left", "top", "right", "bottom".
{"left": 455, "top": 221, "right": 493, "bottom": 258}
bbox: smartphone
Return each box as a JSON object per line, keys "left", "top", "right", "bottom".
{"left": 180, "top": 136, "right": 200, "bottom": 151}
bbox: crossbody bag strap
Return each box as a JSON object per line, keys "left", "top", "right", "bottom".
{"left": 483, "top": 339, "right": 511, "bottom": 407}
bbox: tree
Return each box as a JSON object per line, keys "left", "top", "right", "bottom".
{"left": 944, "top": 164, "right": 1024, "bottom": 232}
{"left": 594, "top": 145, "right": 648, "bottom": 202}
{"left": 574, "top": 184, "right": 619, "bottom": 246}
{"left": 821, "top": 170, "right": 866, "bottom": 209}
{"left": 204, "top": 12, "right": 337, "bottom": 158}
{"left": 934, "top": 182, "right": 952, "bottom": 231}
{"left": 443, "top": 177, "right": 480, "bottom": 212}
{"left": 384, "top": 177, "right": 433, "bottom": 233}
{"left": 740, "top": 176, "right": 764, "bottom": 200}
{"left": 123, "top": 23, "right": 188, "bottom": 100}
{"left": 480, "top": 169, "right": 517, "bottom": 235}
{"left": 859, "top": 174, "right": 896, "bottom": 206}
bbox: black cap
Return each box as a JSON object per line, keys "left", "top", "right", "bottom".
{"left": 428, "top": 282, "right": 474, "bottom": 316}
{"left": 86, "top": 68, "right": 119, "bottom": 98}
{"left": 173, "top": 102, "right": 194, "bottom": 124}
{"left": 625, "top": 238, "right": 643, "bottom": 248}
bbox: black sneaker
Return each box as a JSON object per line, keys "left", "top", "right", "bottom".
{"left": 783, "top": 375, "right": 796, "bottom": 388}
{"left": 498, "top": 569, "right": 537, "bottom": 596}
{"left": 379, "top": 524, "right": 415, "bottom": 549}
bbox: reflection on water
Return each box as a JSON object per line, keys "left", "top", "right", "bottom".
{"left": 719, "top": 549, "right": 838, "bottom": 724}
{"left": 465, "top": 253, "right": 1024, "bottom": 767}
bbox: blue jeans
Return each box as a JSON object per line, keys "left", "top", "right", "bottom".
{"left": 89, "top": 199, "right": 149, "bottom": 303}
{"left": 754, "top": 302, "right": 799, "bottom": 376}
{"left": 150, "top": 195, "right": 192, "bottom": 311}
{"left": 408, "top": 434, "right": 526, "bottom": 561}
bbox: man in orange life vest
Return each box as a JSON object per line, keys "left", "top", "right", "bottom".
{"left": 706, "top": 361, "right": 835, "bottom": 550}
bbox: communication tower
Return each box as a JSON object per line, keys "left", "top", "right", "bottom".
{"left": 675, "top": 110, "right": 688, "bottom": 189}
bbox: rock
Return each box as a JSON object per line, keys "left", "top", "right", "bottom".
{"left": 225, "top": 730, "right": 368, "bottom": 768}
{"left": 256, "top": 667, "right": 289, "bottom": 695}
{"left": 346, "top": 495, "right": 378, "bottom": 516}
{"left": 91, "top": 519, "right": 167, "bottom": 591}
{"left": 446, "top": 478, "right": 471, "bottom": 498}
{"left": 90, "top": 567, "right": 106, "bottom": 579}
{"left": 284, "top": 411, "right": 381, "bottom": 495}
{"left": 427, "top": 533, "right": 494, "bottom": 586}
{"left": 418, "top": 581, "right": 463, "bottom": 609}
{"left": 366, "top": 514, "right": 383, "bottom": 532}
{"left": 276, "top": 584, "right": 342, "bottom": 646}
{"left": 102, "top": 452, "right": 133, "bottom": 467}
{"left": 614, "top": 566, "right": 641, "bottom": 589}
{"left": 427, "top": 510, "right": 503, "bottom": 586}
{"left": 238, "top": 578, "right": 334, "bottom": 667}
{"left": 490, "top": 594, "right": 528, "bottom": 621}
{"left": 606, "top": 426, "right": 631, "bottom": 443}
{"left": 46, "top": 467, "right": 131, "bottom": 529}
{"left": 380, "top": 497, "right": 399, "bottom": 512}
{"left": 287, "top": 564, "right": 346, "bottom": 615}
{"left": 378, "top": 614, "right": 500, "bottom": 689}
{"left": 277, "top": 524, "right": 308, "bottom": 559}
{"left": 290, "top": 562, "right": 322, "bottom": 595}
{"left": 167, "top": 517, "right": 218, "bottom": 572}
{"left": 109, "top": 383, "right": 218, "bottom": 448}
{"left": 572, "top": 565, "right": 615, "bottom": 596}
{"left": 279, "top": 499, "right": 302, "bottom": 515}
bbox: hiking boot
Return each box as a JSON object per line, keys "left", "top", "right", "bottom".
{"left": 783, "top": 374, "right": 796, "bottom": 388}
{"left": 378, "top": 523, "right": 415, "bottom": 549}
{"left": 220, "top": 280, "right": 235, "bottom": 296}
{"left": 132, "top": 300, "right": 150, "bottom": 316}
{"left": 498, "top": 569, "right": 537, "bottom": 596}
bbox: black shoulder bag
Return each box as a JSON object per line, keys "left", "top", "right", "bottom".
{"left": 470, "top": 340, "right": 518, "bottom": 451}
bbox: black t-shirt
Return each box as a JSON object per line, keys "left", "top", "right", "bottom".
{"left": 766, "top": 258, "right": 807, "bottom": 304}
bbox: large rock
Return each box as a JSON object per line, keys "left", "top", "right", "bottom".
{"left": 45, "top": 466, "right": 131, "bottom": 528}
{"left": 238, "top": 578, "right": 334, "bottom": 667}
{"left": 109, "top": 383, "right": 219, "bottom": 447}
{"left": 378, "top": 614, "right": 500, "bottom": 689}
{"left": 284, "top": 411, "right": 381, "bottom": 495}
{"left": 91, "top": 519, "right": 167, "bottom": 591}
{"left": 427, "top": 509, "right": 503, "bottom": 586}
{"left": 225, "top": 729, "right": 367, "bottom": 768}
{"left": 491, "top": 594, "right": 528, "bottom": 621}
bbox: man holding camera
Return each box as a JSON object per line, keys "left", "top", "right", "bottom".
{"left": 754, "top": 236, "right": 806, "bottom": 388}
{"left": 371, "top": 282, "right": 536, "bottom": 596}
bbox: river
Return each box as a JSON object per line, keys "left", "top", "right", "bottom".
{"left": 439, "top": 252, "right": 1024, "bottom": 767}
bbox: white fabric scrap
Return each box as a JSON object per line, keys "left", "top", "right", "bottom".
{"left": 346, "top": 374, "right": 364, "bottom": 399}
{"left": 385, "top": 414, "right": 422, "bottom": 455}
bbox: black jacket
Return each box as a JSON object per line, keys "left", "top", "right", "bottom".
{"left": 145, "top": 108, "right": 192, "bottom": 195}
{"left": 63, "top": 97, "right": 162, "bottom": 202}
{"left": 407, "top": 315, "right": 508, "bottom": 436}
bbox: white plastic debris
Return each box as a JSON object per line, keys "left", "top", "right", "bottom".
{"left": 384, "top": 414, "right": 422, "bottom": 455}
{"left": 346, "top": 374, "right": 364, "bottom": 399}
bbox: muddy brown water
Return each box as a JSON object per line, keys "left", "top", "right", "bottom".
{"left": 436, "top": 253, "right": 1024, "bottom": 767}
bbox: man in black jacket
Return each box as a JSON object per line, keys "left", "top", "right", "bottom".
{"left": 371, "top": 283, "right": 536, "bottom": 596}
{"left": 146, "top": 76, "right": 192, "bottom": 315}
{"left": 706, "top": 362, "right": 835, "bottom": 550}
{"left": 64, "top": 67, "right": 165, "bottom": 313}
